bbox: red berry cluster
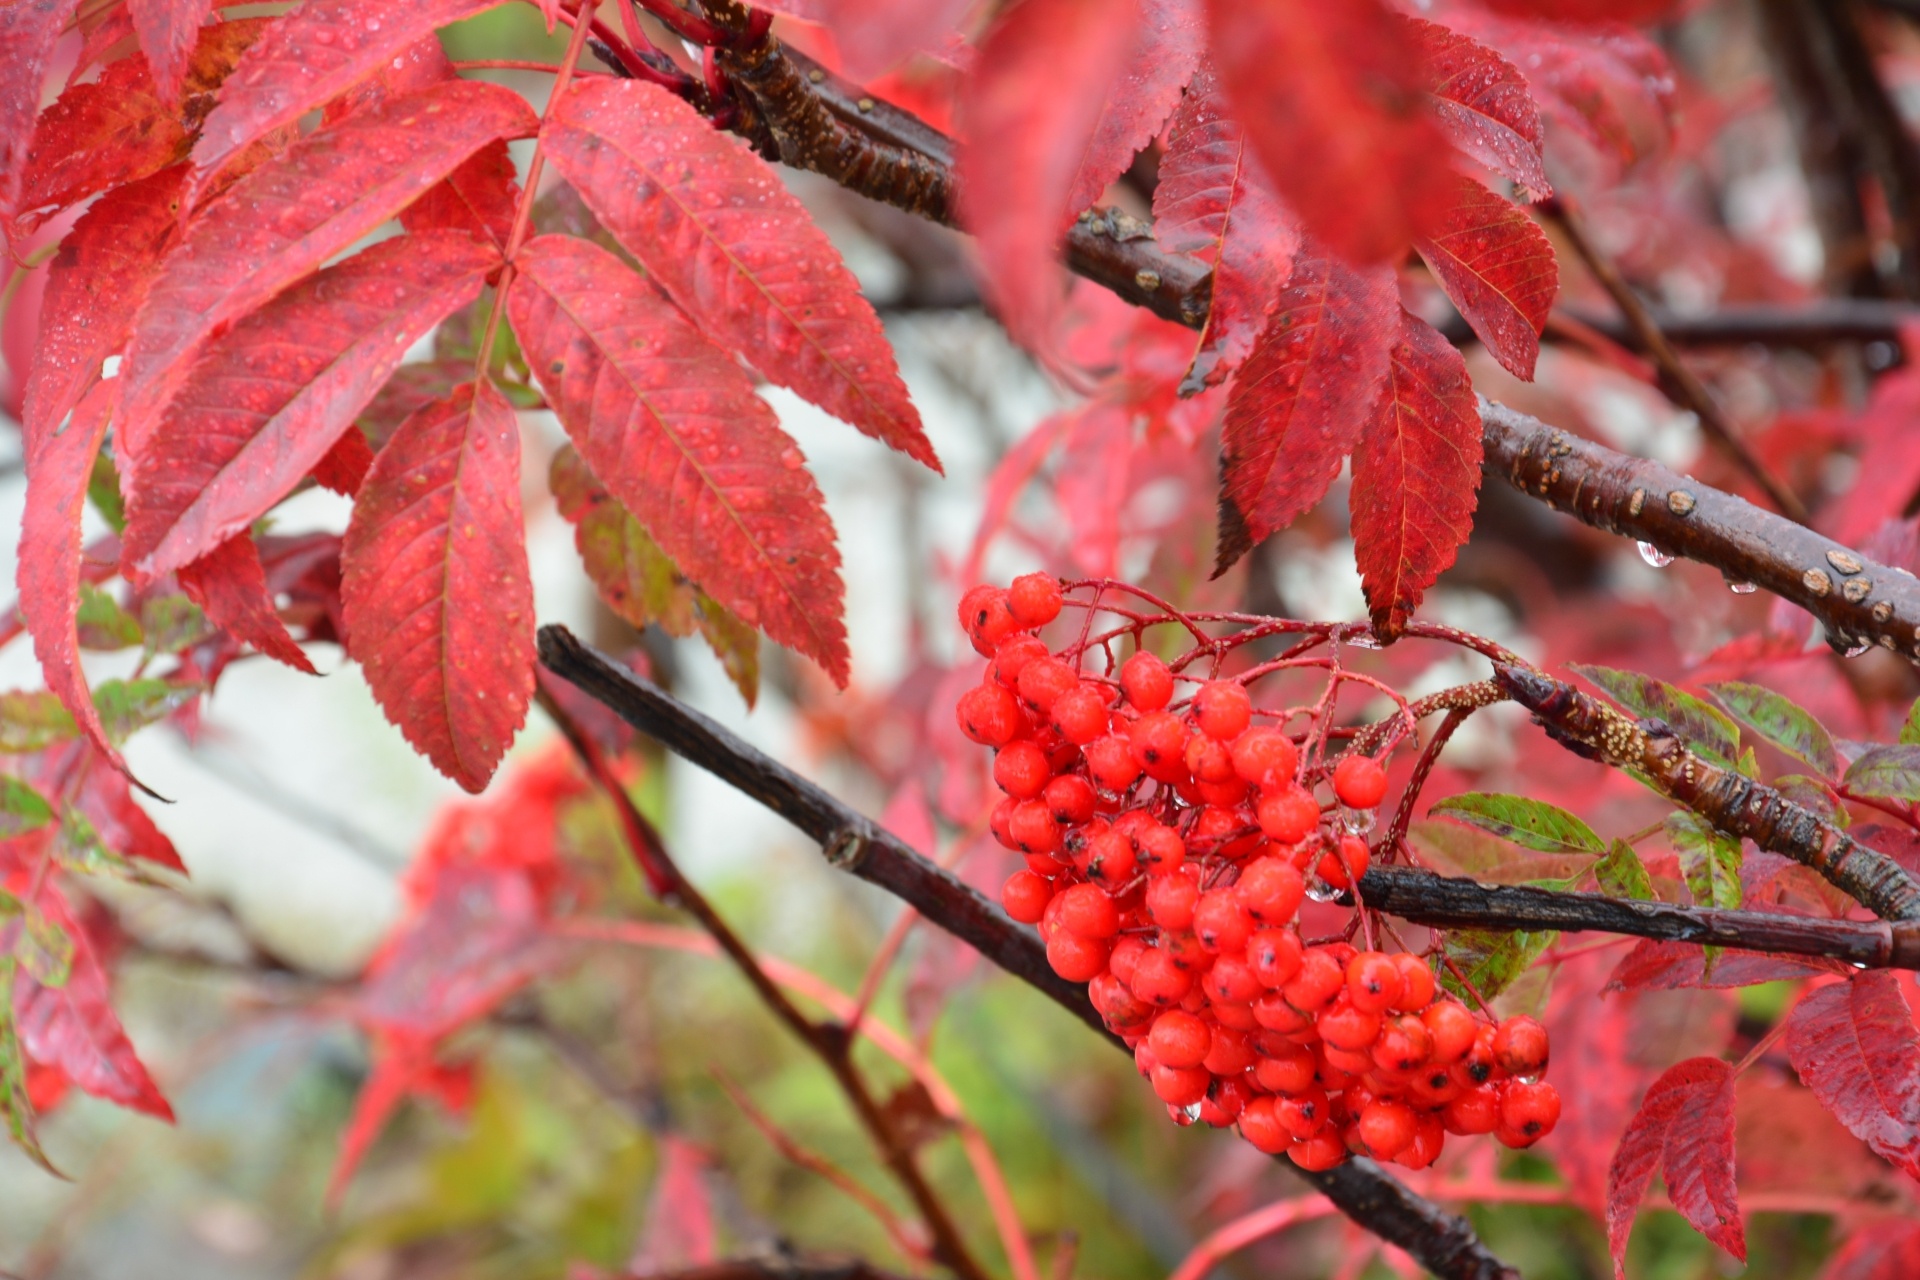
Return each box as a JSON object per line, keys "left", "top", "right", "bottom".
{"left": 956, "top": 577, "right": 1560, "bottom": 1170}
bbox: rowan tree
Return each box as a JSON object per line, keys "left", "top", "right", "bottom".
{"left": 3, "top": 0, "right": 1920, "bottom": 1276}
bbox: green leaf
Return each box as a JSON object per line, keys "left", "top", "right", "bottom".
{"left": 0, "top": 693, "right": 78, "bottom": 754}
{"left": 1439, "top": 928, "right": 1556, "bottom": 1003}
{"left": 1407, "top": 818, "right": 1597, "bottom": 885}
{"left": 52, "top": 810, "right": 138, "bottom": 881}
{"left": 1706, "top": 680, "right": 1837, "bottom": 777}
{"left": 87, "top": 449, "right": 127, "bottom": 533}
{"left": 1595, "top": 839, "right": 1654, "bottom": 901}
{"left": 0, "top": 957, "right": 56, "bottom": 1173}
{"left": 74, "top": 584, "right": 143, "bottom": 652}
{"left": 1429, "top": 793, "right": 1605, "bottom": 855}
{"left": 1571, "top": 664, "right": 1739, "bottom": 768}
{"left": 91, "top": 679, "right": 199, "bottom": 745}
{"left": 13, "top": 906, "right": 71, "bottom": 988}
{"left": 1843, "top": 745, "right": 1920, "bottom": 804}
{"left": 1774, "top": 774, "right": 1843, "bottom": 826}
{"left": 694, "top": 592, "right": 759, "bottom": 708}
{"left": 1667, "top": 812, "right": 1742, "bottom": 910}
{"left": 1902, "top": 698, "right": 1920, "bottom": 746}
{"left": 0, "top": 778, "right": 53, "bottom": 840}
{"left": 1735, "top": 745, "right": 1760, "bottom": 779}
{"left": 139, "top": 593, "right": 215, "bottom": 657}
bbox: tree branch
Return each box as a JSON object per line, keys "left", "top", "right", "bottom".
{"left": 537, "top": 625, "right": 1520, "bottom": 1280}
{"left": 629, "top": 1254, "right": 919, "bottom": 1280}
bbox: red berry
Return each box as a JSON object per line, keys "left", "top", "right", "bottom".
{"left": 1192, "top": 889, "right": 1255, "bottom": 955}
{"left": 1130, "top": 712, "right": 1191, "bottom": 783}
{"left": 1492, "top": 1016, "right": 1550, "bottom": 1078}
{"left": 1160, "top": 929, "right": 1211, "bottom": 972}
{"left": 1205, "top": 955, "right": 1264, "bottom": 1006}
{"left": 1396, "top": 1115, "right": 1446, "bottom": 1170}
{"left": 1119, "top": 651, "right": 1174, "bottom": 711}
{"left": 1276, "top": 1087, "right": 1331, "bottom": 1139}
{"left": 1050, "top": 683, "right": 1110, "bottom": 744}
{"left": 1183, "top": 733, "right": 1236, "bottom": 784}
{"left": 1256, "top": 786, "right": 1320, "bottom": 844}
{"left": 1422, "top": 1001, "right": 1478, "bottom": 1064}
{"left": 1046, "top": 931, "right": 1109, "bottom": 981}
{"left": 1247, "top": 928, "right": 1304, "bottom": 987}
{"left": 1332, "top": 755, "right": 1389, "bottom": 809}
{"left": 1281, "top": 947, "right": 1348, "bottom": 1014}
{"left": 1056, "top": 883, "right": 1120, "bottom": 939}
{"left": 1449, "top": 1025, "right": 1500, "bottom": 1089}
{"left": 1043, "top": 774, "right": 1097, "bottom": 825}
{"left": 1287, "top": 1130, "right": 1349, "bottom": 1171}
{"left": 1090, "top": 974, "right": 1154, "bottom": 1035}
{"left": 1130, "top": 947, "right": 1195, "bottom": 1005}
{"left": 1084, "top": 735, "right": 1142, "bottom": 791}
{"left": 1358, "top": 1099, "right": 1417, "bottom": 1159}
{"left": 1135, "top": 823, "right": 1186, "bottom": 876}
{"left": 1317, "top": 995, "right": 1383, "bottom": 1051}
{"left": 1008, "top": 572, "right": 1064, "bottom": 627}
{"left": 1371, "top": 1014, "right": 1433, "bottom": 1074}
{"left": 964, "top": 589, "right": 1021, "bottom": 656}
{"left": 1195, "top": 776, "right": 1249, "bottom": 808}
{"left": 1085, "top": 828, "right": 1139, "bottom": 886}
{"left": 991, "top": 635, "right": 1049, "bottom": 687}
{"left": 1146, "top": 868, "right": 1201, "bottom": 931}
{"left": 1001, "top": 870, "right": 1052, "bottom": 923}
{"left": 1407, "top": 1063, "right": 1465, "bottom": 1108}
{"left": 957, "top": 683, "right": 1023, "bottom": 747}
{"left": 1229, "top": 726, "right": 1299, "bottom": 789}
{"left": 1204, "top": 1024, "right": 1258, "bottom": 1075}
{"left": 956, "top": 584, "right": 998, "bottom": 634}
{"left": 1151, "top": 1064, "right": 1211, "bottom": 1107}
{"left": 1193, "top": 680, "right": 1252, "bottom": 741}
{"left": 989, "top": 795, "right": 1018, "bottom": 850}
{"left": 1016, "top": 656, "right": 1078, "bottom": 714}
{"left": 1199, "top": 1075, "right": 1251, "bottom": 1126}
{"left": 993, "top": 740, "right": 1051, "bottom": 799}
{"left": 1442, "top": 1086, "right": 1501, "bottom": 1135}
{"left": 1346, "top": 951, "right": 1404, "bottom": 1014}
{"left": 1008, "top": 800, "right": 1062, "bottom": 855}
{"left": 1390, "top": 953, "right": 1437, "bottom": 1012}
{"left": 1499, "top": 1081, "right": 1561, "bottom": 1141}
{"left": 1253, "top": 1041, "right": 1317, "bottom": 1095}
{"left": 1238, "top": 1096, "right": 1291, "bottom": 1154}
{"left": 1317, "top": 835, "right": 1371, "bottom": 890}
{"left": 1109, "top": 935, "right": 1150, "bottom": 985}
{"left": 1148, "top": 1009, "right": 1211, "bottom": 1068}
{"left": 1234, "top": 857, "right": 1304, "bottom": 923}
{"left": 1252, "top": 991, "right": 1314, "bottom": 1035}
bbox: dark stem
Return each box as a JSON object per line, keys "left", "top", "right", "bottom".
{"left": 629, "top": 1256, "right": 919, "bottom": 1280}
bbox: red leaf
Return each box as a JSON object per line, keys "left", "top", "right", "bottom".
{"left": 956, "top": 0, "right": 1142, "bottom": 352}
{"left": 311, "top": 426, "right": 376, "bottom": 496}
{"left": 1152, "top": 68, "right": 1299, "bottom": 390}
{"left": 808, "top": 0, "right": 972, "bottom": 80}
{"left": 1214, "top": 246, "right": 1399, "bottom": 571}
{"left": 1057, "top": 400, "right": 1135, "bottom": 576}
{"left": 67, "top": 749, "right": 185, "bottom": 873}
{"left": 631, "top": 1135, "right": 718, "bottom": 1272}
{"left": 21, "top": 164, "right": 186, "bottom": 457}
{"left": 1408, "top": 16, "right": 1550, "bottom": 200}
{"left": 1786, "top": 971, "right": 1920, "bottom": 1179}
{"left": 1606, "top": 939, "right": 1847, "bottom": 992}
{"left": 122, "top": 231, "right": 498, "bottom": 579}
{"left": 541, "top": 79, "right": 936, "bottom": 470}
{"left": 1824, "top": 1222, "right": 1920, "bottom": 1280}
{"left": 119, "top": 80, "right": 534, "bottom": 452}
{"left": 1414, "top": 176, "right": 1558, "bottom": 381}
{"left": 507, "top": 234, "right": 850, "bottom": 683}
{"left": 128, "top": 0, "right": 215, "bottom": 102}
{"left": 1349, "top": 312, "right": 1482, "bottom": 636}
{"left": 19, "top": 380, "right": 122, "bottom": 766}
{"left": 1480, "top": 0, "right": 1682, "bottom": 23}
{"left": 402, "top": 138, "right": 519, "bottom": 253}
{"left": 177, "top": 533, "right": 317, "bottom": 673}
{"left": 189, "top": 0, "right": 499, "bottom": 183}
{"left": 1607, "top": 1056, "right": 1744, "bottom": 1275}
{"left": 326, "top": 1037, "right": 424, "bottom": 1206}
{"left": 342, "top": 380, "right": 534, "bottom": 793}
{"left": 1205, "top": 0, "right": 1455, "bottom": 264}
{"left": 1544, "top": 953, "right": 1655, "bottom": 1216}
{"left": 13, "top": 891, "right": 172, "bottom": 1120}
{"left": 1061, "top": 0, "right": 1201, "bottom": 220}
{"left": 0, "top": 0, "right": 81, "bottom": 230}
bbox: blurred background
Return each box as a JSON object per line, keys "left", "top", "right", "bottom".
{"left": 4, "top": 0, "right": 1920, "bottom": 1277}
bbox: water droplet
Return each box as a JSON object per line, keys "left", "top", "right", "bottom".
{"left": 1348, "top": 634, "right": 1383, "bottom": 650}
{"left": 1517, "top": 1072, "right": 1541, "bottom": 1086}
{"left": 1846, "top": 642, "right": 1871, "bottom": 658}
{"left": 1173, "top": 1102, "right": 1202, "bottom": 1126}
{"left": 1728, "top": 581, "right": 1757, "bottom": 594}
{"left": 1343, "top": 806, "right": 1376, "bottom": 835}
{"left": 1305, "top": 875, "right": 1340, "bottom": 904}
{"left": 1637, "top": 541, "right": 1674, "bottom": 568}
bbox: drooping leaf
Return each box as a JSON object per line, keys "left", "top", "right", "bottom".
{"left": 139, "top": 593, "right": 214, "bottom": 657}
{"left": 0, "top": 780, "right": 52, "bottom": 841}
{"left": 128, "top": 0, "right": 216, "bottom": 101}
{"left": 543, "top": 78, "right": 936, "bottom": 470}
{"left": 18, "top": 380, "right": 121, "bottom": 766}
{"left": 1413, "top": 175, "right": 1557, "bottom": 381}
{"left": 1430, "top": 792, "right": 1604, "bottom": 856}
{"left": 955, "top": 0, "right": 1141, "bottom": 352}
{"left": 122, "top": 231, "right": 499, "bottom": 578}
{"left": 1214, "top": 246, "right": 1398, "bottom": 571}
{"left": 1824, "top": 1222, "right": 1920, "bottom": 1280}
{"left": 52, "top": 807, "right": 139, "bottom": 881}
{"left": 802, "top": 0, "right": 972, "bottom": 79}
{"left": 1056, "top": 400, "right": 1135, "bottom": 576}
{"left": 1607, "top": 1057, "right": 1744, "bottom": 1275}
{"left": 22, "top": 164, "right": 185, "bottom": 464}
{"left": 507, "top": 234, "right": 849, "bottom": 684}
{"left": 1439, "top": 927, "right": 1554, "bottom": 1003}
{"left": 0, "top": 956, "right": 57, "bottom": 1173}
{"left": 1407, "top": 16, "right": 1550, "bottom": 199}
{"left": 310, "top": 427, "right": 376, "bottom": 497}
{"left": 188, "top": 0, "right": 502, "bottom": 182}
{"left": 1844, "top": 746, "right": 1920, "bottom": 805}
{"left": 359, "top": 360, "right": 475, "bottom": 444}
{"left": 1705, "top": 680, "right": 1837, "bottom": 777}
{"left": 1061, "top": 0, "right": 1201, "bottom": 220}
{"left": 1606, "top": 940, "right": 1845, "bottom": 993}
{"left": 177, "top": 534, "right": 317, "bottom": 673}
{"left": 0, "top": 0, "right": 82, "bottom": 231}
{"left": 13, "top": 904, "right": 73, "bottom": 988}
{"left": 1205, "top": 0, "right": 1455, "bottom": 263}
{"left": 1152, "top": 69, "right": 1299, "bottom": 389}
{"left": 1594, "top": 839, "right": 1654, "bottom": 900}
{"left": 693, "top": 596, "right": 760, "bottom": 709}
{"left": 119, "top": 80, "right": 534, "bottom": 453}
{"left": 1785, "top": 971, "right": 1920, "bottom": 1180}
{"left": 91, "top": 678, "right": 198, "bottom": 745}
{"left": 1349, "top": 311, "right": 1483, "bottom": 634}
{"left": 1667, "top": 812, "right": 1742, "bottom": 912}
{"left": 75, "top": 584, "right": 143, "bottom": 651}
{"left": 1571, "top": 664, "right": 1740, "bottom": 768}
{"left": 0, "top": 693, "right": 78, "bottom": 754}
{"left": 342, "top": 381, "right": 533, "bottom": 794}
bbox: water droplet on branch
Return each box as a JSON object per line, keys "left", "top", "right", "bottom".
{"left": 1637, "top": 542, "right": 1674, "bottom": 568}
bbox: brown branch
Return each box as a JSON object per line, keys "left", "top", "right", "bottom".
{"left": 1810, "top": 1, "right": 1920, "bottom": 300}
{"left": 1546, "top": 196, "right": 1809, "bottom": 522}
{"left": 1480, "top": 402, "right": 1920, "bottom": 662}
{"left": 629, "top": 1254, "right": 918, "bottom": 1280}
{"left": 535, "top": 684, "right": 994, "bottom": 1280}
{"left": 537, "top": 625, "right": 1521, "bottom": 1280}
{"left": 1490, "top": 663, "right": 1920, "bottom": 921}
